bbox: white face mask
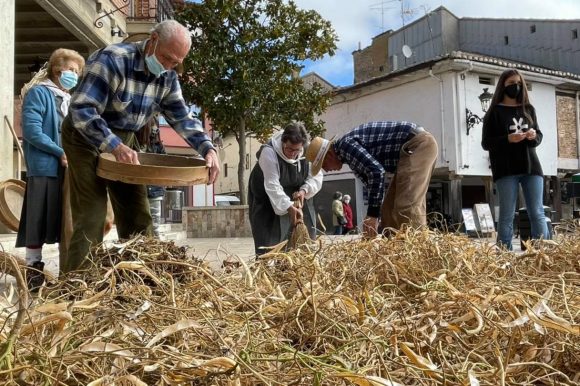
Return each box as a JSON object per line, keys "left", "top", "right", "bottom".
{"left": 145, "top": 39, "right": 167, "bottom": 77}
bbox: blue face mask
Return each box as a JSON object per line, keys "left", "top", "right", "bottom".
{"left": 59, "top": 70, "right": 78, "bottom": 90}
{"left": 145, "top": 39, "right": 167, "bottom": 77}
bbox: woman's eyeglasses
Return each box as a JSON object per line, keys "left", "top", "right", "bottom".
{"left": 283, "top": 144, "right": 302, "bottom": 155}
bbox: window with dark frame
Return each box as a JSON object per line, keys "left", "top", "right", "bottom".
{"left": 530, "top": 25, "right": 536, "bottom": 33}
{"left": 504, "top": 36, "right": 509, "bottom": 45}
{"left": 573, "top": 29, "right": 578, "bottom": 39}
{"left": 224, "top": 163, "right": 228, "bottom": 177}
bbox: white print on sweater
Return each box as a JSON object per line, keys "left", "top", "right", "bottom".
{"left": 509, "top": 117, "right": 528, "bottom": 133}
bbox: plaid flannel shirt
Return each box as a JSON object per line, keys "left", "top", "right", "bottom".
{"left": 68, "top": 40, "right": 214, "bottom": 156}
{"left": 333, "top": 121, "right": 417, "bottom": 217}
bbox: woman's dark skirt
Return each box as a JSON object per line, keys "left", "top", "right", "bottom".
{"left": 15, "top": 175, "right": 62, "bottom": 248}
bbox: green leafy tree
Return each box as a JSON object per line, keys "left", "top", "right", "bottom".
{"left": 176, "top": 0, "right": 337, "bottom": 204}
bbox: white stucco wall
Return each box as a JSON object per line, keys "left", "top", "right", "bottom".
{"left": 0, "top": 0, "right": 15, "bottom": 180}
{"left": 320, "top": 65, "right": 560, "bottom": 180}
{"left": 321, "top": 71, "right": 456, "bottom": 173}
{"left": 214, "top": 135, "right": 261, "bottom": 195}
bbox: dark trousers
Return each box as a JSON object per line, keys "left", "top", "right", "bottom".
{"left": 61, "top": 119, "right": 152, "bottom": 273}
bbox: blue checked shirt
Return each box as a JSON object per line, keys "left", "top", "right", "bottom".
{"left": 333, "top": 121, "right": 418, "bottom": 217}
{"left": 68, "top": 40, "right": 214, "bottom": 156}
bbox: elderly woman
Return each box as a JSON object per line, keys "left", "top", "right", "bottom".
{"left": 248, "top": 123, "right": 323, "bottom": 256}
{"left": 342, "top": 194, "right": 354, "bottom": 234}
{"left": 16, "top": 48, "right": 85, "bottom": 291}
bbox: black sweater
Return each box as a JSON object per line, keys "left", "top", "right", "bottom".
{"left": 481, "top": 104, "right": 543, "bottom": 182}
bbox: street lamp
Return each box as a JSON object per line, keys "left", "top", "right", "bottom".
{"left": 466, "top": 87, "right": 493, "bottom": 135}
{"left": 479, "top": 87, "right": 493, "bottom": 113}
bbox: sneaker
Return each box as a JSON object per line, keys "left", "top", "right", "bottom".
{"left": 26, "top": 261, "right": 45, "bottom": 292}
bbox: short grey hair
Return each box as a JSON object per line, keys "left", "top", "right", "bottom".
{"left": 151, "top": 20, "right": 191, "bottom": 50}
{"left": 281, "top": 122, "right": 309, "bottom": 146}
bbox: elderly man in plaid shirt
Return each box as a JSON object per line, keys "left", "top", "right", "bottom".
{"left": 305, "top": 121, "right": 437, "bottom": 236}
{"left": 61, "top": 20, "right": 220, "bottom": 272}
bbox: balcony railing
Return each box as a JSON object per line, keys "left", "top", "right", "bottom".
{"left": 127, "top": 0, "right": 176, "bottom": 23}
{"left": 95, "top": 0, "right": 181, "bottom": 31}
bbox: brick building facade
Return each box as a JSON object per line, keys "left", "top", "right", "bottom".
{"left": 352, "top": 31, "right": 390, "bottom": 84}
{"left": 556, "top": 93, "right": 578, "bottom": 160}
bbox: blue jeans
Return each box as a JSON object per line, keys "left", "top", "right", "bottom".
{"left": 334, "top": 225, "right": 343, "bottom": 235}
{"left": 496, "top": 174, "right": 549, "bottom": 250}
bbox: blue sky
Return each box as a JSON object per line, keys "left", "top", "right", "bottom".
{"left": 184, "top": 1, "right": 580, "bottom": 87}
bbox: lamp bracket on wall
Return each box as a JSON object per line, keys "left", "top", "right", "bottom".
{"left": 465, "top": 88, "right": 493, "bottom": 135}
{"left": 94, "top": 0, "right": 129, "bottom": 28}
{"left": 465, "top": 108, "right": 483, "bottom": 136}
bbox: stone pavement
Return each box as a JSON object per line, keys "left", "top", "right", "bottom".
{"left": 174, "top": 237, "right": 256, "bottom": 269}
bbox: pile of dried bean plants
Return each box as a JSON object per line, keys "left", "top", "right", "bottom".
{"left": 0, "top": 227, "right": 578, "bottom": 385}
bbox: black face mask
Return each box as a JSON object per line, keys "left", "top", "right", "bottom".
{"left": 504, "top": 83, "right": 522, "bottom": 99}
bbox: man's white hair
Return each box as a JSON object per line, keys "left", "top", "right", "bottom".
{"left": 151, "top": 19, "right": 191, "bottom": 50}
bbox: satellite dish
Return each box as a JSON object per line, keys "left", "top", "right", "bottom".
{"left": 402, "top": 45, "right": 413, "bottom": 58}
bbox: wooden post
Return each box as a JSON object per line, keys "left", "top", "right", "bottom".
{"left": 4, "top": 115, "right": 24, "bottom": 179}
{"left": 482, "top": 176, "right": 495, "bottom": 220}
{"left": 448, "top": 179, "right": 462, "bottom": 223}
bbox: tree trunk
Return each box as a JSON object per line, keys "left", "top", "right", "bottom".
{"left": 237, "top": 117, "right": 248, "bottom": 205}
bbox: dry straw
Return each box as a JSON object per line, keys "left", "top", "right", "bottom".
{"left": 287, "top": 198, "right": 312, "bottom": 251}
{"left": 0, "top": 226, "right": 578, "bottom": 385}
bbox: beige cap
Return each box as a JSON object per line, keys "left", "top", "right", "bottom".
{"left": 304, "top": 136, "right": 332, "bottom": 176}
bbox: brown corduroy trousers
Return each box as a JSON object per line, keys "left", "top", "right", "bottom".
{"left": 381, "top": 132, "right": 438, "bottom": 230}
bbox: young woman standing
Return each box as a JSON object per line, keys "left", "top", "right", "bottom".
{"left": 481, "top": 68, "right": 549, "bottom": 250}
